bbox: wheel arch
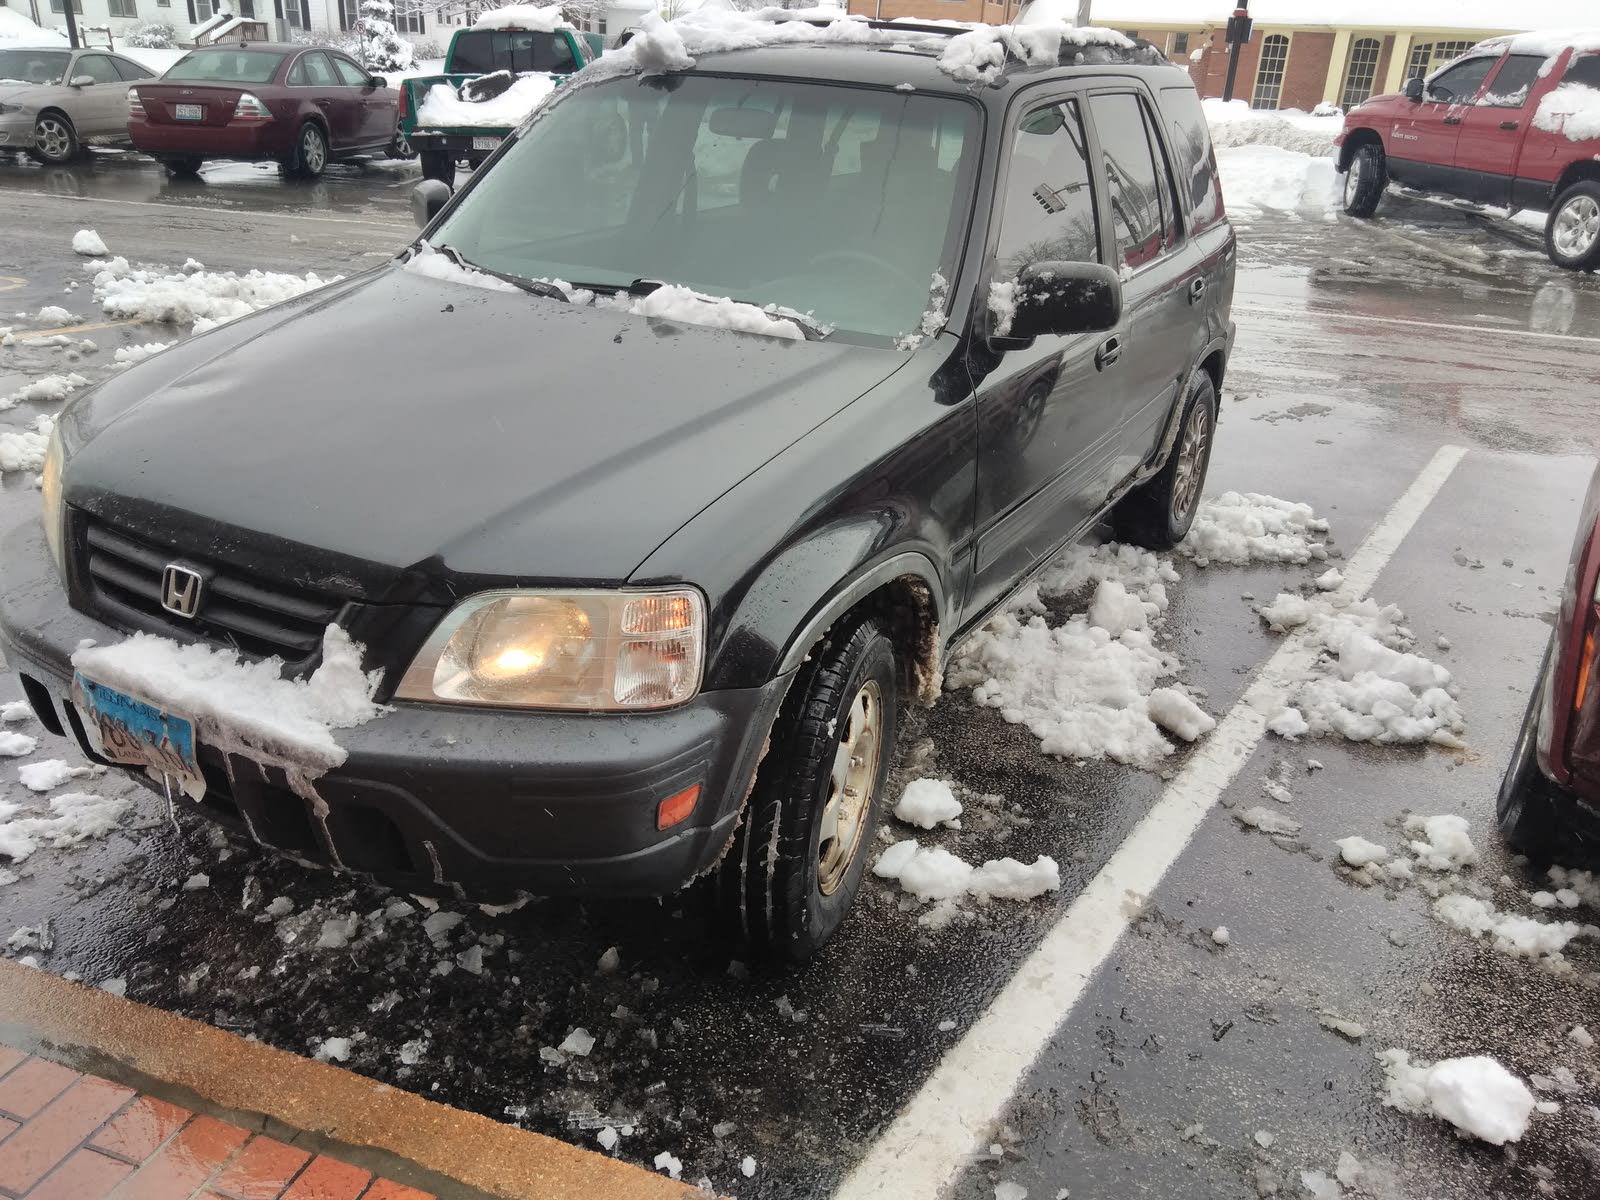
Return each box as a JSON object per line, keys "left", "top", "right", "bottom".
{"left": 1337, "top": 127, "right": 1383, "bottom": 172}
{"left": 1554, "top": 160, "right": 1600, "bottom": 197}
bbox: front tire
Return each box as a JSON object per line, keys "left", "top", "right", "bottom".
{"left": 1546, "top": 181, "right": 1600, "bottom": 272}
{"left": 1112, "top": 372, "right": 1217, "bottom": 550}
{"left": 709, "top": 613, "right": 900, "bottom": 963}
{"left": 27, "top": 111, "right": 78, "bottom": 165}
{"left": 419, "top": 149, "right": 456, "bottom": 187}
{"left": 1342, "top": 143, "right": 1386, "bottom": 218}
{"left": 288, "top": 122, "right": 328, "bottom": 180}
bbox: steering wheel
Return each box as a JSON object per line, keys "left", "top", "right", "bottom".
{"left": 808, "top": 248, "right": 923, "bottom": 292}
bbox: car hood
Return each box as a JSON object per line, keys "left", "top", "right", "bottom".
{"left": 0, "top": 82, "right": 43, "bottom": 103}
{"left": 65, "top": 264, "right": 905, "bottom": 601}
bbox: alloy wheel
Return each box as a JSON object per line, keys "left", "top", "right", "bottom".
{"left": 1554, "top": 195, "right": 1600, "bottom": 260}
{"left": 1170, "top": 397, "right": 1212, "bottom": 524}
{"left": 817, "top": 678, "right": 883, "bottom": 896}
{"left": 35, "top": 116, "right": 71, "bottom": 162}
{"left": 1344, "top": 156, "right": 1362, "bottom": 205}
{"left": 303, "top": 128, "right": 326, "bottom": 174}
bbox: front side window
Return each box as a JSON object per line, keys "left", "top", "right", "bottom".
{"left": 426, "top": 75, "right": 980, "bottom": 344}
{"left": 994, "top": 99, "right": 1099, "bottom": 282}
{"left": 1252, "top": 34, "right": 1289, "bottom": 110}
{"left": 1427, "top": 56, "right": 1496, "bottom": 104}
{"left": 332, "top": 56, "right": 368, "bottom": 86}
{"left": 1480, "top": 55, "right": 1546, "bottom": 107}
{"left": 165, "top": 49, "right": 284, "bottom": 84}
{"left": 0, "top": 49, "right": 70, "bottom": 84}
{"left": 1088, "top": 92, "right": 1165, "bottom": 271}
{"left": 73, "top": 54, "right": 121, "bottom": 84}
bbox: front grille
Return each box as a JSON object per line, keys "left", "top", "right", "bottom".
{"left": 80, "top": 518, "right": 343, "bottom": 663}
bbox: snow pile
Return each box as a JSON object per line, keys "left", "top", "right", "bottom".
{"left": 71, "top": 624, "right": 384, "bottom": 798}
{"left": 1431, "top": 894, "right": 1591, "bottom": 965}
{"left": 112, "top": 342, "right": 172, "bottom": 369}
{"left": 1533, "top": 82, "right": 1600, "bottom": 142}
{"left": 0, "top": 732, "right": 38, "bottom": 758}
{"left": 1257, "top": 594, "right": 1463, "bottom": 747}
{"left": 0, "top": 792, "right": 132, "bottom": 862}
{"left": 936, "top": 21, "right": 1133, "bottom": 85}
{"left": 402, "top": 245, "right": 521, "bottom": 293}
{"left": 1335, "top": 835, "right": 1390, "bottom": 868}
{"left": 1, "top": 702, "right": 32, "bottom": 723}
{"left": 947, "top": 544, "right": 1213, "bottom": 767}
{"left": 987, "top": 280, "right": 1018, "bottom": 338}
{"left": 0, "top": 416, "right": 54, "bottom": 475}
{"left": 625, "top": 284, "right": 805, "bottom": 341}
{"left": 71, "top": 229, "right": 109, "bottom": 257}
{"left": 1203, "top": 98, "right": 1344, "bottom": 157}
{"left": 416, "top": 73, "right": 556, "bottom": 129}
{"left": 1178, "top": 492, "right": 1329, "bottom": 567}
{"left": 34, "top": 305, "right": 76, "bottom": 326}
{"left": 1405, "top": 813, "right": 1478, "bottom": 871}
{"left": 17, "top": 760, "right": 99, "bottom": 793}
{"left": 0, "top": 373, "right": 89, "bottom": 411}
{"left": 89, "top": 256, "right": 336, "bottom": 331}
{"left": 874, "top": 838, "right": 1059, "bottom": 903}
{"left": 894, "top": 778, "right": 963, "bottom": 829}
{"left": 1378, "top": 1050, "right": 1536, "bottom": 1145}
{"left": 1215, "top": 145, "right": 1339, "bottom": 218}
{"left": 473, "top": 3, "right": 570, "bottom": 31}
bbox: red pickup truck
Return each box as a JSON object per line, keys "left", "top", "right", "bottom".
{"left": 1335, "top": 31, "right": 1600, "bottom": 271}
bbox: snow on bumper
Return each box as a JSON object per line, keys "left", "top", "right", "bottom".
{"left": 0, "top": 520, "right": 783, "bottom": 898}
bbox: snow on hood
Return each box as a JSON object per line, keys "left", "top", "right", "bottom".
{"left": 473, "top": 4, "right": 572, "bottom": 31}
{"left": 71, "top": 624, "right": 385, "bottom": 798}
{"left": 581, "top": 7, "right": 1137, "bottom": 84}
{"left": 416, "top": 72, "right": 556, "bottom": 128}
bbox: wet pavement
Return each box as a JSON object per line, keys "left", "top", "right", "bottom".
{"left": 2, "top": 151, "right": 1600, "bottom": 1199}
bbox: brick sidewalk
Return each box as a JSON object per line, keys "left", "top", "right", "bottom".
{"left": 0, "top": 1047, "right": 431, "bottom": 1200}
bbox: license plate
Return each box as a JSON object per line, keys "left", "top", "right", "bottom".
{"left": 72, "top": 672, "right": 206, "bottom": 800}
{"left": 472, "top": 135, "right": 501, "bottom": 150}
{"left": 174, "top": 103, "right": 203, "bottom": 120}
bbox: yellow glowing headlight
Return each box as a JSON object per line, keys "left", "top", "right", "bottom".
{"left": 396, "top": 588, "right": 706, "bottom": 710}
{"left": 40, "top": 427, "right": 66, "bottom": 579}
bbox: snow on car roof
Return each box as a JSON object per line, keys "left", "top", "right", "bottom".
{"left": 471, "top": 4, "right": 573, "bottom": 33}
{"left": 1054, "top": 0, "right": 1597, "bottom": 34}
{"left": 1470, "top": 28, "right": 1600, "bottom": 57}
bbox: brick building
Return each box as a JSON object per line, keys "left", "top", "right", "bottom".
{"left": 842, "top": 1, "right": 1593, "bottom": 111}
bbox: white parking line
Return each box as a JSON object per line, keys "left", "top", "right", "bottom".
{"left": 1235, "top": 303, "right": 1600, "bottom": 346}
{"left": 832, "top": 444, "right": 1469, "bottom": 1200}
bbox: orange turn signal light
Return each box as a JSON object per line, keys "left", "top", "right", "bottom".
{"left": 656, "top": 784, "right": 701, "bottom": 831}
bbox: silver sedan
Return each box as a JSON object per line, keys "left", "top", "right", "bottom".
{"left": 0, "top": 46, "right": 156, "bottom": 165}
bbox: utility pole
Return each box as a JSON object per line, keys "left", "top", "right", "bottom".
{"left": 62, "top": 0, "right": 81, "bottom": 49}
{"left": 1221, "top": 0, "right": 1252, "bottom": 103}
{"left": 1076, "top": 0, "right": 1090, "bottom": 25}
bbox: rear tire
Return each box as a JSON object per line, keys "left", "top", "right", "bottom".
{"left": 1546, "top": 181, "right": 1600, "bottom": 272}
{"left": 709, "top": 613, "right": 900, "bottom": 963}
{"left": 386, "top": 121, "right": 416, "bottom": 161}
{"left": 1342, "top": 143, "right": 1386, "bottom": 218}
{"left": 158, "top": 155, "right": 203, "bottom": 176}
{"left": 419, "top": 149, "right": 455, "bottom": 187}
{"left": 26, "top": 110, "right": 77, "bottom": 165}
{"left": 288, "top": 121, "right": 328, "bottom": 180}
{"left": 1112, "top": 372, "right": 1217, "bottom": 550}
{"left": 1498, "top": 639, "right": 1567, "bottom": 862}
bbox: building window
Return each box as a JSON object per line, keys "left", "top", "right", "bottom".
{"left": 339, "top": 0, "right": 358, "bottom": 31}
{"left": 49, "top": 0, "right": 85, "bottom": 12}
{"left": 108, "top": 0, "right": 137, "bottom": 13}
{"left": 1406, "top": 41, "right": 1432, "bottom": 83}
{"left": 1172, "top": 32, "right": 1188, "bottom": 56}
{"left": 395, "top": 0, "right": 423, "bottom": 32}
{"left": 1251, "top": 34, "right": 1289, "bottom": 110}
{"left": 1430, "top": 41, "right": 1473, "bottom": 69}
{"left": 1340, "top": 37, "right": 1381, "bottom": 107}
{"left": 237, "top": 0, "right": 253, "bottom": 15}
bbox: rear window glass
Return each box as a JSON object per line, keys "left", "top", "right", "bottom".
{"left": 1158, "top": 85, "right": 1224, "bottom": 233}
{"left": 165, "top": 49, "right": 284, "bottom": 84}
{"left": 1567, "top": 53, "right": 1600, "bottom": 89}
{"left": 449, "top": 30, "right": 576, "bottom": 74}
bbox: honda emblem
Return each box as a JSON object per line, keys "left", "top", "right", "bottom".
{"left": 160, "top": 564, "right": 205, "bottom": 619}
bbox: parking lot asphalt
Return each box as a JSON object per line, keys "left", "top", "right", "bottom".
{"left": 2, "top": 150, "right": 1599, "bottom": 1200}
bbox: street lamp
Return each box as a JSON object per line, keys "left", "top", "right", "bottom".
{"left": 1221, "top": 0, "right": 1253, "bottom": 103}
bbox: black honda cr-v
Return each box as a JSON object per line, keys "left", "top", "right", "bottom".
{"left": 1, "top": 13, "right": 1234, "bottom": 960}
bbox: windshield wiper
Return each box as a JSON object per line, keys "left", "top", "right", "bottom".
{"left": 432, "top": 243, "right": 572, "bottom": 303}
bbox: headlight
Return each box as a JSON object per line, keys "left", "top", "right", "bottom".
{"left": 40, "top": 427, "right": 65, "bottom": 579}
{"left": 395, "top": 588, "right": 706, "bottom": 710}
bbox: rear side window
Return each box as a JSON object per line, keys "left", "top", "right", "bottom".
{"left": 1480, "top": 55, "right": 1545, "bottom": 107}
{"left": 111, "top": 56, "right": 153, "bottom": 81}
{"left": 993, "top": 99, "right": 1099, "bottom": 277}
{"left": 166, "top": 50, "right": 284, "bottom": 84}
{"left": 1088, "top": 92, "right": 1165, "bottom": 271}
{"left": 1158, "top": 85, "right": 1223, "bottom": 233}
{"left": 1566, "top": 53, "right": 1600, "bottom": 89}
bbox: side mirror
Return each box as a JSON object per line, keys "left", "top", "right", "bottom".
{"left": 1000, "top": 261, "right": 1123, "bottom": 343}
{"left": 411, "top": 178, "right": 451, "bottom": 228}
{"left": 368, "top": 75, "right": 387, "bottom": 89}
{"left": 1404, "top": 76, "right": 1425, "bottom": 102}
{"left": 69, "top": 74, "right": 95, "bottom": 87}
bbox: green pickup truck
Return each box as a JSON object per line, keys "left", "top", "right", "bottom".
{"left": 400, "top": 21, "right": 600, "bottom": 186}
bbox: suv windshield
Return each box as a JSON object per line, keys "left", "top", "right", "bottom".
{"left": 450, "top": 30, "right": 577, "bottom": 74}
{"left": 0, "top": 49, "right": 70, "bottom": 85}
{"left": 165, "top": 49, "right": 285, "bottom": 84}
{"left": 427, "top": 73, "right": 981, "bottom": 343}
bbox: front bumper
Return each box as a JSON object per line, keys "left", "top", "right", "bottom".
{"left": 0, "top": 112, "right": 36, "bottom": 149}
{"left": 1, "top": 521, "right": 787, "bottom": 899}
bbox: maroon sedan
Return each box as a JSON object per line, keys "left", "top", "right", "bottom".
{"left": 129, "top": 44, "right": 405, "bottom": 178}
{"left": 1500, "top": 464, "right": 1600, "bottom": 862}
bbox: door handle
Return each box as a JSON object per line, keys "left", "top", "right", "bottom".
{"left": 1442, "top": 115, "right": 1462, "bottom": 125}
{"left": 1188, "top": 277, "right": 1207, "bottom": 305}
{"left": 1094, "top": 336, "right": 1122, "bottom": 371}
{"left": 1500, "top": 120, "right": 1520, "bottom": 131}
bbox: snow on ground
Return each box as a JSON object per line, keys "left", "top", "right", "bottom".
{"left": 71, "top": 625, "right": 383, "bottom": 798}
{"left": 873, "top": 839, "right": 1060, "bottom": 905}
{"left": 894, "top": 778, "right": 963, "bottom": 829}
{"left": 1204, "top": 98, "right": 1344, "bottom": 156}
{"left": 1204, "top": 100, "right": 1342, "bottom": 220}
{"left": 1378, "top": 1050, "right": 1537, "bottom": 1145}
{"left": 416, "top": 73, "right": 557, "bottom": 129}
{"left": 1, "top": 373, "right": 88, "bottom": 412}
{"left": 71, "top": 230, "right": 109, "bottom": 257}
{"left": 1178, "top": 492, "right": 1329, "bottom": 567}
{"left": 86, "top": 254, "right": 337, "bottom": 333}
{"left": 16, "top": 760, "right": 100, "bottom": 793}
{"left": 112, "top": 343, "right": 173, "bottom": 369}
{"left": 0, "top": 792, "right": 132, "bottom": 862}
{"left": 0, "top": 416, "right": 54, "bottom": 475}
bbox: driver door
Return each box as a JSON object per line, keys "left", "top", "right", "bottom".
{"left": 1388, "top": 54, "right": 1499, "bottom": 188}
{"left": 66, "top": 52, "right": 126, "bottom": 137}
{"left": 965, "top": 93, "right": 1124, "bottom": 622}
{"left": 330, "top": 53, "right": 392, "bottom": 146}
